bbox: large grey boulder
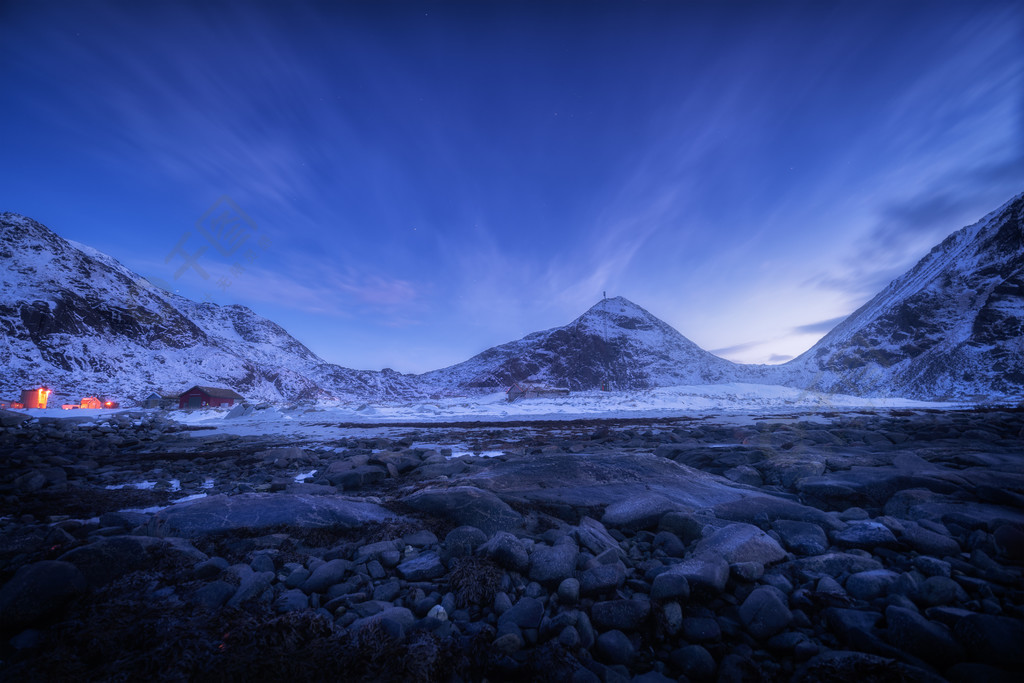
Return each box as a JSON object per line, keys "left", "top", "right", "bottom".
{"left": 694, "top": 523, "right": 787, "bottom": 566}
{"left": 149, "top": 493, "right": 397, "bottom": 537}
{"left": 0, "top": 561, "right": 88, "bottom": 632}
{"left": 402, "top": 486, "right": 522, "bottom": 535}
{"left": 464, "top": 452, "right": 755, "bottom": 511}
{"left": 602, "top": 494, "right": 677, "bottom": 531}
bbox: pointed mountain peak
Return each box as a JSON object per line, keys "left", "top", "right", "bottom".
{"left": 579, "top": 296, "right": 655, "bottom": 321}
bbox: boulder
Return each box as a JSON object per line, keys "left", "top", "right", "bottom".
{"left": 150, "top": 493, "right": 397, "bottom": 537}
{"left": 694, "top": 523, "right": 787, "bottom": 566}
{"left": 396, "top": 552, "right": 445, "bottom": 581}
{"left": 529, "top": 543, "right": 579, "bottom": 586}
{"left": 844, "top": 569, "right": 900, "bottom": 601}
{"left": 595, "top": 629, "right": 634, "bottom": 665}
{"left": 602, "top": 494, "right": 676, "bottom": 530}
{"left": 830, "top": 521, "right": 898, "bottom": 549}
{"left": 479, "top": 531, "right": 530, "bottom": 573}
{"left": 0, "top": 561, "right": 87, "bottom": 632}
{"left": 885, "top": 605, "right": 963, "bottom": 666}
{"left": 301, "top": 559, "right": 353, "bottom": 594}
{"left": 739, "top": 586, "right": 792, "bottom": 639}
{"left": 580, "top": 562, "right": 626, "bottom": 596}
{"left": 402, "top": 486, "right": 522, "bottom": 535}
{"left": 57, "top": 536, "right": 150, "bottom": 587}
{"left": 772, "top": 520, "right": 828, "bottom": 556}
{"left": 660, "top": 555, "right": 729, "bottom": 594}
{"left": 574, "top": 517, "right": 625, "bottom": 558}
{"left": 953, "top": 613, "right": 1024, "bottom": 666}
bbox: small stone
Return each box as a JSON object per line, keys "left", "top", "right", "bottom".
{"left": 845, "top": 569, "right": 899, "bottom": 601}
{"left": 250, "top": 554, "right": 276, "bottom": 573}
{"left": 771, "top": 520, "right": 828, "bottom": 556}
{"left": 480, "top": 531, "right": 530, "bottom": 573}
{"left": 671, "top": 644, "right": 716, "bottom": 680}
{"left": 595, "top": 629, "right": 634, "bottom": 665}
{"left": 444, "top": 526, "right": 488, "bottom": 557}
{"left": 912, "top": 556, "right": 951, "bottom": 578}
{"left": 738, "top": 586, "right": 792, "bottom": 640}
{"left": 650, "top": 571, "right": 690, "bottom": 602}
{"left": 558, "top": 577, "right": 581, "bottom": 604}
{"left": 273, "top": 588, "right": 309, "bottom": 613}
{"left": 301, "top": 559, "right": 353, "bottom": 594}
{"left": 500, "top": 596, "right": 544, "bottom": 630}
{"left": 830, "top": 521, "right": 898, "bottom": 550}
{"left": 652, "top": 531, "right": 686, "bottom": 557}
{"left": 493, "top": 591, "right": 513, "bottom": 615}
{"left": 403, "top": 529, "right": 438, "bottom": 547}
{"left": 493, "top": 632, "right": 523, "bottom": 654}
{"left": 558, "top": 625, "right": 581, "bottom": 648}
{"left": 580, "top": 563, "right": 625, "bottom": 596}
{"left": 917, "top": 576, "right": 967, "bottom": 607}
{"left": 694, "top": 523, "right": 786, "bottom": 566}
{"left": 396, "top": 552, "right": 445, "bottom": 581}
{"left": 730, "top": 561, "right": 764, "bottom": 581}
{"left": 661, "top": 601, "right": 683, "bottom": 635}
{"left": 529, "top": 543, "right": 579, "bottom": 586}
{"left": 189, "top": 581, "right": 235, "bottom": 610}
{"left": 591, "top": 599, "right": 650, "bottom": 631}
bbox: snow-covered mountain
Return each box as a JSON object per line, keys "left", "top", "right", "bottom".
{"left": 3, "top": 191, "right": 1022, "bottom": 405}
{"left": 0, "top": 213, "right": 424, "bottom": 403}
{"left": 421, "top": 297, "right": 748, "bottom": 392}
{"left": 786, "top": 191, "right": 1024, "bottom": 399}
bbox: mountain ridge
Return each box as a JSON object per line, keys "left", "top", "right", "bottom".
{"left": 2, "top": 192, "right": 1022, "bottom": 403}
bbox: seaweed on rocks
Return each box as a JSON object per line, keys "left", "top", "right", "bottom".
{"left": 449, "top": 555, "right": 504, "bottom": 607}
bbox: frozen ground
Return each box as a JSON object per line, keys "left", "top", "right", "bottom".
{"left": 164, "top": 382, "right": 955, "bottom": 436}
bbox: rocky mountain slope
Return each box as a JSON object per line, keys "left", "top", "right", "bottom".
{"left": 787, "top": 192, "right": 1024, "bottom": 399}
{"left": 3, "top": 189, "right": 1022, "bottom": 404}
{"left": 420, "top": 297, "right": 753, "bottom": 392}
{"left": 0, "top": 213, "right": 424, "bottom": 402}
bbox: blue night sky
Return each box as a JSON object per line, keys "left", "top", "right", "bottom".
{"left": 2, "top": 1, "right": 1022, "bottom": 372}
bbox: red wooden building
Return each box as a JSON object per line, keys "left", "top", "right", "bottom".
{"left": 178, "top": 385, "right": 245, "bottom": 409}
{"left": 20, "top": 387, "right": 51, "bottom": 409}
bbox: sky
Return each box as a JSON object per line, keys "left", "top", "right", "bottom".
{"left": 2, "top": 0, "right": 1022, "bottom": 373}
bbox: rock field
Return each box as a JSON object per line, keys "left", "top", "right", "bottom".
{"left": 1, "top": 406, "right": 1022, "bottom": 681}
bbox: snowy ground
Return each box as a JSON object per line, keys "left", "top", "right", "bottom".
{"left": 160, "top": 383, "right": 956, "bottom": 439}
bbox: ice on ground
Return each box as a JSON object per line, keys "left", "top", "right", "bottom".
{"left": 293, "top": 469, "right": 317, "bottom": 483}
{"left": 104, "top": 479, "right": 181, "bottom": 492}
{"left": 165, "top": 382, "right": 957, "bottom": 440}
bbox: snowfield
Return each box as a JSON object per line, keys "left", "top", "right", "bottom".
{"left": 163, "top": 382, "right": 954, "bottom": 439}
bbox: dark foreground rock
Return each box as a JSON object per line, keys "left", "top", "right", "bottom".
{"left": 149, "top": 493, "right": 399, "bottom": 537}
{"left": 2, "top": 407, "right": 1024, "bottom": 681}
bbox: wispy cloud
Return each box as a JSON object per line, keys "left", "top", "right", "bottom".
{"left": 792, "top": 316, "right": 846, "bottom": 336}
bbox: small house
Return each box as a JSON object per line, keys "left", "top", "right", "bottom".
{"left": 20, "top": 387, "right": 51, "bottom": 409}
{"left": 506, "top": 380, "right": 570, "bottom": 403}
{"left": 141, "top": 391, "right": 178, "bottom": 409}
{"left": 80, "top": 396, "right": 102, "bottom": 409}
{"left": 178, "top": 385, "right": 245, "bottom": 409}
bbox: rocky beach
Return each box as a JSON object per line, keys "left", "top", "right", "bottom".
{"left": 1, "top": 406, "right": 1022, "bottom": 681}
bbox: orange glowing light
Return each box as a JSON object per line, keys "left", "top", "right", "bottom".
{"left": 37, "top": 388, "right": 50, "bottom": 409}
